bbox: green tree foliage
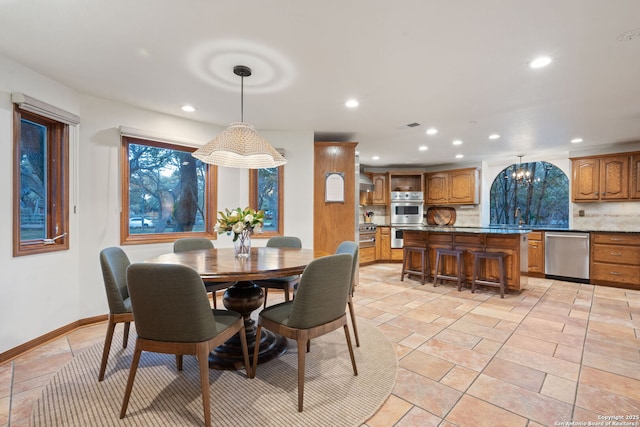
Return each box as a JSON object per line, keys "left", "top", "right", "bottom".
{"left": 490, "top": 161, "right": 569, "bottom": 227}
{"left": 128, "top": 143, "right": 206, "bottom": 233}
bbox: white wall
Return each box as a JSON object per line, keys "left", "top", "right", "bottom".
{"left": 0, "top": 54, "right": 315, "bottom": 353}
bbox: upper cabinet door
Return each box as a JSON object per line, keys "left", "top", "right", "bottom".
{"left": 425, "top": 173, "right": 448, "bottom": 204}
{"left": 572, "top": 158, "right": 600, "bottom": 201}
{"left": 600, "top": 156, "right": 629, "bottom": 200}
{"left": 371, "top": 173, "right": 388, "bottom": 205}
{"left": 632, "top": 154, "right": 640, "bottom": 199}
{"left": 448, "top": 169, "right": 478, "bottom": 204}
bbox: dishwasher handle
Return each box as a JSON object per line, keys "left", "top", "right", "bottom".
{"left": 546, "top": 233, "right": 589, "bottom": 239}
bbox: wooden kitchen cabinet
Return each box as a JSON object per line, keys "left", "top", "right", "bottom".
{"left": 360, "top": 246, "right": 376, "bottom": 264}
{"left": 370, "top": 173, "right": 388, "bottom": 205}
{"left": 631, "top": 154, "right": 640, "bottom": 199}
{"left": 425, "top": 168, "right": 478, "bottom": 205}
{"left": 403, "top": 230, "right": 528, "bottom": 290}
{"left": 389, "top": 172, "right": 423, "bottom": 192}
{"left": 528, "top": 231, "right": 544, "bottom": 277}
{"left": 590, "top": 232, "right": 640, "bottom": 289}
{"left": 571, "top": 155, "right": 629, "bottom": 201}
{"left": 377, "top": 226, "right": 391, "bottom": 261}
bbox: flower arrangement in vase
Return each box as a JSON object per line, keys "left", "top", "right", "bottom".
{"left": 215, "top": 207, "right": 264, "bottom": 257}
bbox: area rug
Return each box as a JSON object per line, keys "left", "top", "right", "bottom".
{"left": 30, "top": 319, "right": 396, "bottom": 427}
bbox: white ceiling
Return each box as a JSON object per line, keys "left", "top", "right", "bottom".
{"left": 1, "top": 0, "right": 640, "bottom": 167}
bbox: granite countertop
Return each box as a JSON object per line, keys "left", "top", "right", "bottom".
{"left": 373, "top": 224, "right": 639, "bottom": 234}
{"left": 395, "top": 225, "right": 531, "bottom": 234}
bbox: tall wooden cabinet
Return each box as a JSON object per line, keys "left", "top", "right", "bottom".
{"left": 571, "top": 154, "right": 630, "bottom": 201}
{"left": 425, "top": 168, "right": 478, "bottom": 205}
{"left": 314, "top": 142, "right": 357, "bottom": 255}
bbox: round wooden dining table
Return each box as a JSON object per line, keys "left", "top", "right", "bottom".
{"left": 143, "top": 246, "right": 327, "bottom": 370}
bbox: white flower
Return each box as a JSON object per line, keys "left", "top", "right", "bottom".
{"left": 244, "top": 214, "right": 254, "bottom": 224}
{"left": 232, "top": 222, "right": 245, "bottom": 234}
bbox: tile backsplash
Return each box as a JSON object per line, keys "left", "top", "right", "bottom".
{"left": 572, "top": 202, "right": 640, "bottom": 232}
{"left": 360, "top": 202, "right": 638, "bottom": 232}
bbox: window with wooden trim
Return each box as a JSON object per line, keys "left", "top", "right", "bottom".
{"left": 121, "top": 136, "right": 217, "bottom": 244}
{"left": 13, "top": 107, "right": 70, "bottom": 256}
{"left": 249, "top": 166, "right": 284, "bottom": 237}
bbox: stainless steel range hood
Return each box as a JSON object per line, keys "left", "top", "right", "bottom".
{"left": 359, "top": 173, "right": 374, "bottom": 192}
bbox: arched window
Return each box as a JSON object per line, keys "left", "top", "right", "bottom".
{"left": 489, "top": 161, "right": 569, "bottom": 227}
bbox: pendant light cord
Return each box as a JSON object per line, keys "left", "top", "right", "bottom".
{"left": 240, "top": 73, "right": 244, "bottom": 123}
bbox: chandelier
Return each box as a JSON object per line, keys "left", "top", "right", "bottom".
{"left": 192, "top": 65, "right": 287, "bottom": 169}
{"left": 512, "top": 155, "right": 533, "bottom": 185}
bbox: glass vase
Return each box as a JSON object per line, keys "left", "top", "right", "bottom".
{"left": 234, "top": 230, "right": 251, "bottom": 258}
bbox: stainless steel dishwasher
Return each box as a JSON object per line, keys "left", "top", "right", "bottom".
{"left": 545, "top": 231, "right": 590, "bottom": 283}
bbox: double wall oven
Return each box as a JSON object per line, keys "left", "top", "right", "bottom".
{"left": 390, "top": 191, "right": 424, "bottom": 248}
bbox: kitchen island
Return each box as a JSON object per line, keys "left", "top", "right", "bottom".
{"left": 401, "top": 226, "right": 529, "bottom": 291}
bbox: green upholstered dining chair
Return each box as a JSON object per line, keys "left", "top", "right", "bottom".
{"left": 98, "top": 247, "right": 134, "bottom": 381}
{"left": 173, "top": 237, "right": 229, "bottom": 309}
{"left": 254, "top": 236, "right": 302, "bottom": 308}
{"left": 120, "top": 263, "right": 250, "bottom": 427}
{"left": 336, "top": 241, "right": 360, "bottom": 347}
{"left": 252, "top": 253, "right": 358, "bottom": 412}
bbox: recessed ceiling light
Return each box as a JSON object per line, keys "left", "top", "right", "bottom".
{"left": 489, "top": 134, "right": 500, "bottom": 140}
{"left": 452, "top": 139, "right": 463, "bottom": 146}
{"left": 426, "top": 128, "right": 438, "bottom": 135}
{"left": 372, "top": 155, "right": 380, "bottom": 160}
{"left": 345, "top": 99, "right": 359, "bottom": 108}
{"left": 529, "top": 56, "right": 552, "bottom": 69}
{"left": 455, "top": 154, "right": 464, "bottom": 159}
{"left": 419, "top": 146, "right": 428, "bottom": 151}
{"left": 181, "top": 105, "right": 196, "bottom": 112}
{"left": 571, "top": 138, "right": 583, "bottom": 144}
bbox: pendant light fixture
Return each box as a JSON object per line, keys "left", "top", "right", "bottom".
{"left": 192, "top": 65, "right": 287, "bottom": 169}
{"left": 512, "top": 155, "right": 533, "bottom": 185}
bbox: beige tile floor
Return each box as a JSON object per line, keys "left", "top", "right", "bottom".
{"left": 2, "top": 263, "right": 640, "bottom": 426}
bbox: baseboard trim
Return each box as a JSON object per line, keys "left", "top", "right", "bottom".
{"left": 0, "top": 314, "right": 107, "bottom": 364}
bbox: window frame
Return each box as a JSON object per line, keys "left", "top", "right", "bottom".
{"left": 13, "top": 106, "right": 70, "bottom": 256}
{"left": 120, "top": 136, "right": 217, "bottom": 245}
{"left": 249, "top": 166, "right": 284, "bottom": 238}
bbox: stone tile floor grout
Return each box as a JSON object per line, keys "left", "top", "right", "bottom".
{"left": 1, "top": 263, "right": 640, "bottom": 426}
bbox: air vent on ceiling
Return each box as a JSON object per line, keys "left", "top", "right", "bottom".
{"left": 406, "top": 122, "right": 420, "bottom": 128}
{"left": 617, "top": 28, "right": 640, "bottom": 41}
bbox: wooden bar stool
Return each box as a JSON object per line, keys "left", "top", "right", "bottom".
{"left": 471, "top": 251, "right": 508, "bottom": 298}
{"left": 401, "top": 245, "right": 430, "bottom": 285}
{"left": 433, "top": 248, "right": 465, "bottom": 291}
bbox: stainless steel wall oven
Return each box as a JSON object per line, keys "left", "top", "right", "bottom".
{"left": 390, "top": 191, "right": 423, "bottom": 248}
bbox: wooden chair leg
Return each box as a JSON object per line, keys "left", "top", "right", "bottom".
{"left": 263, "top": 289, "right": 269, "bottom": 309}
{"left": 212, "top": 291, "right": 217, "bottom": 309}
{"left": 306, "top": 339, "right": 310, "bottom": 353}
{"left": 176, "top": 354, "right": 183, "bottom": 371}
{"left": 238, "top": 325, "right": 251, "bottom": 378}
{"left": 343, "top": 324, "right": 358, "bottom": 376}
{"left": 251, "top": 325, "right": 262, "bottom": 378}
{"left": 296, "top": 337, "right": 307, "bottom": 412}
{"left": 283, "top": 287, "right": 290, "bottom": 302}
{"left": 122, "top": 321, "right": 131, "bottom": 348}
{"left": 348, "top": 296, "right": 360, "bottom": 347}
{"left": 197, "top": 344, "right": 212, "bottom": 427}
{"left": 499, "top": 257, "right": 506, "bottom": 298}
{"left": 98, "top": 317, "right": 117, "bottom": 381}
{"left": 433, "top": 253, "right": 441, "bottom": 287}
{"left": 119, "top": 342, "right": 142, "bottom": 419}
